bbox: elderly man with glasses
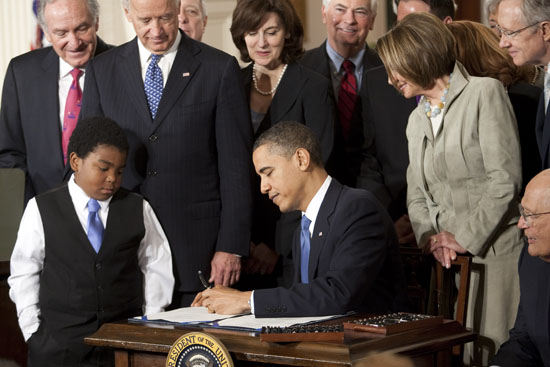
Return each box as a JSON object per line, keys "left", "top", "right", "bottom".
{"left": 492, "top": 169, "right": 550, "bottom": 366}
{"left": 497, "top": 0, "right": 550, "bottom": 169}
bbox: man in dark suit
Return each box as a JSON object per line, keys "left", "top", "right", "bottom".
{"left": 80, "top": 0, "right": 252, "bottom": 307}
{"left": 498, "top": 0, "right": 550, "bottom": 168}
{"left": 299, "top": 0, "right": 417, "bottom": 245}
{"left": 300, "top": 0, "right": 381, "bottom": 188}
{"left": 492, "top": 169, "right": 550, "bottom": 367}
{"left": 192, "top": 122, "right": 406, "bottom": 316}
{"left": 0, "top": 0, "right": 110, "bottom": 204}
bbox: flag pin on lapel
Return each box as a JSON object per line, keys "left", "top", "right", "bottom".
{"left": 318, "top": 232, "right": 323, "bottom": 237}
{"left": 182, "top": 72, "right": 190, "bottom": 77}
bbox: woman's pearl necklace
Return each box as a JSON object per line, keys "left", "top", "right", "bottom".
{"left": 252, "top": 63, "right": 288, "bottom": 96}
{"left": 423, "top": 73, "right": 452, "bottom": 119}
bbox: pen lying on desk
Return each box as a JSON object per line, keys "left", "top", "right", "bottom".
{"left": 198, "top": 270, "right": 213, "bottom": 289}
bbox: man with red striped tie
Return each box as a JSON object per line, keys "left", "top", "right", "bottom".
{"left": 0, "top": 0, "right": 111, "bottom": 204}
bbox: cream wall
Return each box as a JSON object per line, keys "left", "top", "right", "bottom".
{"left": 0, "top": 0, "right": 491, "bottom": 96}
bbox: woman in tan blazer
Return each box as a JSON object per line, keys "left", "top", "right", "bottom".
{"left": 377, "top": 13, "right": 524, "bottom": 366}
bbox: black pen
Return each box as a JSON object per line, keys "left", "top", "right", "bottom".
{"left": 198, "top": 270, "right": 213, "bottom": 289}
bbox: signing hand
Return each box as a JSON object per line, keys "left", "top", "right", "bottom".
{"left": 209, "top": 251, "right": 241, "bottom": 286}
{"left": 191, "top": 285, "right": 252, "bottom": 314}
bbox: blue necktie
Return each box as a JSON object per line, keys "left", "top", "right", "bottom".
{"left": 144, "top": 54, "right": 163, "bottom": 119}
{"left": 300, "top": 215, "right": 312, "bottom": 284}
{"left": 87, "top": 199, "right": 104, "bottom": 253}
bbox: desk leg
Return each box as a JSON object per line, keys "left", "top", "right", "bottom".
{"left": 115, "top": 350, "right": 129, "bottom": 367}
{"left": 436, "top": 349, "right": 451, "bottom": 366}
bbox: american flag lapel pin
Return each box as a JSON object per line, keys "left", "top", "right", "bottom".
{"left": 182, "top": 72, "right": 190, "bottom": 77}
{"left": 318, "top": 232, "right": 323, "bottom": 237}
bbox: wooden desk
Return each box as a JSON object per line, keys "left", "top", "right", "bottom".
{"left": 85, "top": 318, "right": 476, "bottom": 367}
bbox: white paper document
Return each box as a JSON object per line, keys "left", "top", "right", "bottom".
{"left": 133, "top": 307, "right": 343, "bottom": 331}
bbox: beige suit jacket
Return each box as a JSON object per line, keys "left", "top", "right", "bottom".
{"left": 406, "top": 62, "right": 523, "bottom": 258}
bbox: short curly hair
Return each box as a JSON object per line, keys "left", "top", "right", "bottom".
{"left": 68, "top": 116, "right": 129, "bottom": 159}
{"left": 230, "top": 0, "right": 304, "bottom": 64}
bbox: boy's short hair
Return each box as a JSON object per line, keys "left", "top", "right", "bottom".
{"left": 68, "top": 116, "right": 129, "bottom": 158}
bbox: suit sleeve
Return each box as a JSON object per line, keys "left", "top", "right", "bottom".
{"left": 356, "top": 89, "right": 392, "bottom": 207}
{"left": 0, "top": 60, "right": 35, "bottom": 200}
{"left": 453, "top": 80, "right": 521, "bottom": 256}
{"left": 79, "top": 59, "right": 105, "bottom": 120}
{"left": 213, "top": 56, "right": 253, "bottom": 255}
{"left": 405, "top": 114, "right": 437, "bottom": 248}
{"left": 253, "top": 195, "right": 389, "bottom": 317}
{"left": 303, "top": 76, "right": 335, "bottom": 164}
{"left": 491, "top": 301, "right": 544, "bottom": 367}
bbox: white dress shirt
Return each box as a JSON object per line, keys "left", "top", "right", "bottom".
{"left": 137, "top": 32, "right": 182, "bottom": 87}
{"left": 58, "top": 58, "right": 85, "bottom": 130}
{"left": 8, "top": 175, "right": 175, "bottom": 341}
{"left": 250, "top": 176, "right": 333, "bottom": 314}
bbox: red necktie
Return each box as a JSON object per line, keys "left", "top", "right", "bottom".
{"left": 62, "top": 68, "right": 83, "bottom": 164}
{"left": 337, "top": 60, "right": 357, "bottom": 140}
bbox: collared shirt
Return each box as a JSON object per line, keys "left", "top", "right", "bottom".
{"left": 325, "top": 41, "right": 365, "bottom": 99}
{"left": 58, "top": 58, "right": 85, "bottom": 130}
{"left": 137, "top": 31, "right": 182, "bottom": 87}
{"left": 8, "top": 175, "right": 175, "bottom": 341}
{"left": 250, "top": 175, "right": 333, "bottom": 314}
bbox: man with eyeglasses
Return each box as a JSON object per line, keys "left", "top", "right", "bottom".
{"left": 492, "top": 169, "right": 550, "bottom": 366}
{"left": 497, "top": 0, "right": 550, "bottom": 169}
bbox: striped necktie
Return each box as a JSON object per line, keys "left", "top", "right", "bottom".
{"left": 62, "top": 68, "right": 82, "bottom": 164}
{"left": 337, "top": 60, "right": 358, "bottom": 140}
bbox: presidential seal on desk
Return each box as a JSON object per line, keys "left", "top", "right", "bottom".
{"left": 166, "top": 332, "right": 234, "bottom": 367}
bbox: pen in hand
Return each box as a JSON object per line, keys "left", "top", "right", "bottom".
{"left": 198, "top": 270, "right": 213, "bottom": 289}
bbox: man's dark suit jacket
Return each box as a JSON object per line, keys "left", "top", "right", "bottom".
{"left": 253, "top": 179, "right": 406, "bottom": 317}
{"left": 508, "top": 82, "right": 542, "bottom": 194}
{"left": 535, "top": 92, "right": 550, "bottom": 169}
{"left": 300, "top": 41, "right": 382, "bottom": 187}
{"left": 79, "top": 33, "right": 253, "bottom": 294}
{"left": 243, "top": 62, "right": 335, "bottom": 287}
{"left": 357, "top": 65, "right": 417, "bottom": 220}
{"left": 0, "top": 38, "right": 111, "bottom": 203}
{"left": 492, "top": 244, "right": 550, "bottom": 367}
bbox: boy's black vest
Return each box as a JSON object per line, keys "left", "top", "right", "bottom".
{"left": 34, "top": 184, "right": 145, "bottom": 356}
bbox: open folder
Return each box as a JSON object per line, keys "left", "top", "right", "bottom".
{"left": 131, "top": 307, "right": 344, "bottom": 331}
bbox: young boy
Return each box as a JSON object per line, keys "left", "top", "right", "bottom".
{"left": 8, "top": 117, "right": 174, "bottom": 367}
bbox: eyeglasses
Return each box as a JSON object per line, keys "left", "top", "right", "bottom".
{"left": 519, "top": 206, "right": 550, "bottom": 226}
{"left": 496, "top": 22, "right": 541, "bottom": 39}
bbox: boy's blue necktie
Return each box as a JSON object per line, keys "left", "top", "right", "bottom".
{"left": 300, "top": 215, "right": 312, "bottom": 284}
{"left": 87, "top": 199, "right": 104, "bottom": 253}
{"left": 144, "top": 54, "right": 163, "bottom": 119}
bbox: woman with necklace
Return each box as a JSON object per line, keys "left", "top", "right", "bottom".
{"left": 230, "top": 0, "right": 335, "bottom": 289}
{"left": 377, "top": 13, "right": 523, "bottom": 366}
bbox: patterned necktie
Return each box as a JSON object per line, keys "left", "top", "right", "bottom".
{"left": 62, "top": 68, "right": 82, "bottom": 164}
{"left": 337, "top": 60, "right": 358, "bottom": 141}
{"left": 300, "top": 215, "right": 312, "bottom": 284}
{"left": 544, "top": 70, "right": 550, "bottom": 114}
{"left": 87, "top": 199, "right": 104, "bottom": 253}
{"left": 144, "top": 54, "right": 163, "bottom": 119}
